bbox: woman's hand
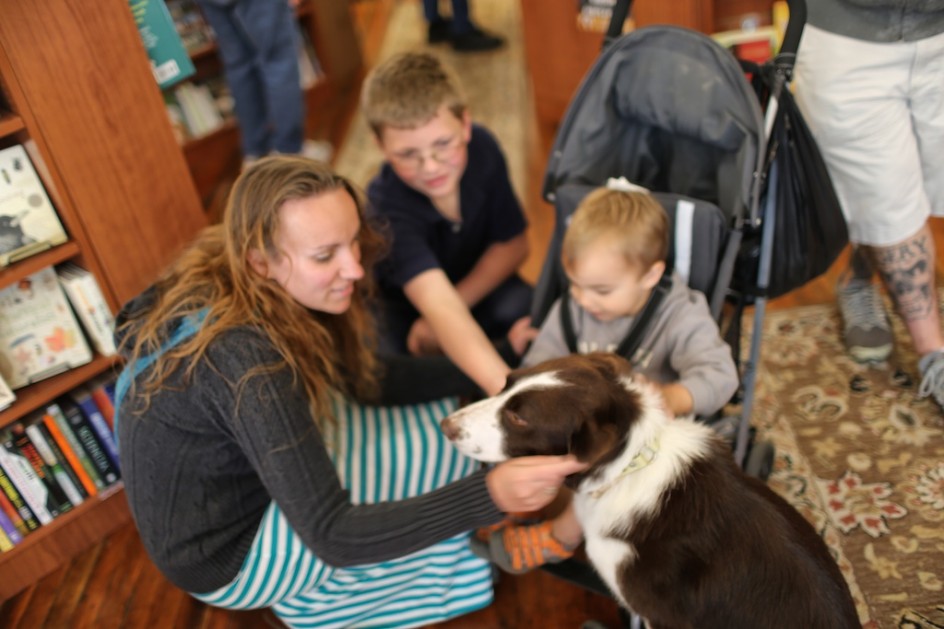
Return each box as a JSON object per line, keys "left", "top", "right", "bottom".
{"left": 485, "top": 455, "right": 587, "bottom": 512}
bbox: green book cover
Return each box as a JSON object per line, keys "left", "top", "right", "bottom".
{"left": 128, "top": 0, "right": 196, "bottom": 89}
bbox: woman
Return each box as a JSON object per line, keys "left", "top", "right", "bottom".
{"left": 114, "top": 156, "right": 582, "bottom": 628}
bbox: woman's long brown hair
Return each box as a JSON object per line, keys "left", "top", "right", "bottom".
{"left": 117, "top": 156, "right": 386, "bottom": 426}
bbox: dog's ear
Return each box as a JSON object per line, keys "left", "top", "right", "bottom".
{"left": 567, "top": 421, "right": 620, "bottom": 466}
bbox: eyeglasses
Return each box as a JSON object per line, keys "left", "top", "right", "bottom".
{"left": 389, "top": 135, "right": 464, "bottom": 171}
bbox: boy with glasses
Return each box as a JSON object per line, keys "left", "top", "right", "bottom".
{"left": 362, "top": 51, "right": 533, "bottom": 396}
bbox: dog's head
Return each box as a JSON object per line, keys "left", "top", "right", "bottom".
{"left": 441, "top": 353, "right": 660, "bottom": 484}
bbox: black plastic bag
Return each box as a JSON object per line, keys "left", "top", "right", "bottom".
{"left": 734, "top": 69, "right": 848, "bottom": 299}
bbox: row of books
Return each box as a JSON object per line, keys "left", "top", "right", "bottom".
{"left": 164, "top": 77, "right": 234, "bottom": 142}
{"left": 0, "top": 262, "right": 116, "bottom": 410}
{"left": 166, "top": 0, "right": 214, "bottom": 54}
{"left": 0, "top": 375, "right": 119, "bottom": 552}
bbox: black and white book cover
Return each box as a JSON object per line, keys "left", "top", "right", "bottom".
{"left": 0, "top": 144, "right": 68, "bottom": 267}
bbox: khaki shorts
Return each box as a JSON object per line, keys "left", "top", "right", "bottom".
{"left": 793, "top": 25, "right": 944, "bottom": 247}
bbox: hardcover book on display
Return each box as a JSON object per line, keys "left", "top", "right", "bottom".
{"left": 0, "top": 145, "right": 69, "bottom": 267}
{"left": 128, "top": 0, "right": 197, "bottom": 89}
{"left": 0, "top": 266, "right": 92, "bottom": 389}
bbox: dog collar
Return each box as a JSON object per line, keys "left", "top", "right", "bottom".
{"left": 589, "top": 438, "right": 660, "bottom": 499}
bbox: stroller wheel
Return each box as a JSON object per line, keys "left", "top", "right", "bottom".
{"left": 744, "top": 439, "right": 775, "bottom": 480}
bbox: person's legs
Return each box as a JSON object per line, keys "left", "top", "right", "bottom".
{"left": 233, "top": 0, "right": 304, "bottom": 155}
{"left": 795, "top": 27, "right": 938, "bottom": 368}
{"left": 197, "top": 0, "right": 270, "bottom": 158}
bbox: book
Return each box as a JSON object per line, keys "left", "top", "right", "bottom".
{"left": 34, "top": 419, "right": 89, "bottom": 502}
{"left": 0, "top": 266, "right": 93, "bottom": 389}
{"left": 0, "top": 481, "right": 31, "bottom": 536}
{"left": 0, "top": 144, "right": 69, "bottom": 267}
{"left": 7, "top": 422, "right": 73, "bottom": 516}
{"left": 0, "top": 431, "right": 54, "bottom": 524}
{"left": 44, "top": 403, "right": 102, "bottom": 496}
{"left": 89, "top": 373, "right": 117, "bottom": 432}
{"left": 0, "top": 525, "right": 14, "bottom": 552}
{"left": 70, "top": 388, "right": 120, "bottom": 471}
{"left": 128, "top": 0, "right": 196, "bottom": 89}
{"left": 0, "top": 508, "right": 23, "bottom": 548}
{"left": 56, "top": 397, "right": 120, "bottom": 487}
{"left": 165, "top": 0, "right": 214, "bottom": 52}
{"left": 0, "top": 372, "right": 13, "bottom": 411}
{"left": 25, "top": 418, "right": 86, "bottom": 507}
{"left": 56, "top": 262, "right": 117, "bottom": 356}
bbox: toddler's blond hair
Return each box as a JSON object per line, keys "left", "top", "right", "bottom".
{"left": 562, "top": 188, "right": 669, "bottom": 274}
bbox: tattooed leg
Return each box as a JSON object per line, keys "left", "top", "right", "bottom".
{"left": 870, "top": 224, "right": 944, "bottom": 356}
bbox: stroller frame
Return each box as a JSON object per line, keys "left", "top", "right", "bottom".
{"left": 524, "top": 0, "right": 812, "bottom": 626}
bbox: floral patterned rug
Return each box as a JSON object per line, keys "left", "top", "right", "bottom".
{"left": 745, "top": 303, "right": 944, "bottom": 628}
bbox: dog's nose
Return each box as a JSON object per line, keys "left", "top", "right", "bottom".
{"left": 441, "top": 417, "right": 460, "bottom": 441}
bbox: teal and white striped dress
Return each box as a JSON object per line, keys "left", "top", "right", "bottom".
{"left": 191, "top": 396, "right": 494, "bottom": 629}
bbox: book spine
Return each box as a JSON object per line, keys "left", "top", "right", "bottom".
{"left": 56, "top": 264, "right": 117, "bottom": 356}
{"left": 58, "top": 398, "right": 120, "bottom": 487}
{"left": 71, "top": 391, "right": 120, "bottom": 471}
{"left": 90, "top": 379, "right": 116, "bottom": 432}
{"left": 0, "top": 504, "right": 22, "bottom": 547}
{"left": 0, "top": 526, "right": 13, "bottom": 552}
{"left": 0, "top": 435, "right": 54, "bottom": 524}
{"left": 44, "top": 404, "right": 103, "bottom": 494}
{"left": 0, "top": 482, "right": 31, "bottom": 536}
{"left": 25, "top": 422, "right": 85, "bottom": 507}
{"left": 8, "top": 424, "right": 72, "bottom": 516}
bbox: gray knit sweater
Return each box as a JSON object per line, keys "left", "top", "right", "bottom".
{"left": 522, "top": 274, "right": 738, "bottom": 418}
{"left": 808, "top": 0, "right": 944, "bottom": 42}
{"left": 116, "top": 292, "right": 502, "bottom": 594}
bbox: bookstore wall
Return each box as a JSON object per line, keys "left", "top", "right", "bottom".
{"left": 0, "top": 0, "right": 209, "bottom": 599}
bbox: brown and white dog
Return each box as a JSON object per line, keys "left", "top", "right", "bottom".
{"left": 441, "top": 353, "right": 859, "bottom": 628}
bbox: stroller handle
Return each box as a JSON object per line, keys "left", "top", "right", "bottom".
{"left": 780, "top": 0, "right": 807, "bottom": 58}
{"left": 604, "top": 0, "right": 807, "bottom": 59}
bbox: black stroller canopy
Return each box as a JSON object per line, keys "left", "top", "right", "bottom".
{"left": 543, "top": 26, "right": 766, "bottom": 224}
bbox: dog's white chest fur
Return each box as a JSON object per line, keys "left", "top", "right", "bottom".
{"left": 573, "top": 419, "right": 714, "bottom": 608}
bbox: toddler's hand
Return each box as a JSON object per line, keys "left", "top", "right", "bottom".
{"left": 508, "top": 316, "right": 539, "bottom": 356}
{"left": 407, "top": 318, "right": 441, "bottom": 356}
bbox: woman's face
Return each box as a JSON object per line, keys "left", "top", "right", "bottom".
{"left": 256, "top": 188, "right": 365, "bottom": 314}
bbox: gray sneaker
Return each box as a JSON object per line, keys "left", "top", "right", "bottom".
{"left": 918, "top": 350, "right": 944, "bottom": 410}
{"left": 836, "top": 279, "right": 893, "bottom": 363}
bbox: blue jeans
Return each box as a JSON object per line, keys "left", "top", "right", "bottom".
{"left": 423, "top": 0, "right": 472, "bottom": 34}
{"left": 196, "top": 0, "right": 304, "bottom": 157}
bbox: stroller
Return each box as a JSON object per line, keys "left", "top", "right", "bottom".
{"left": 531, "top": 0, "right": 841, "bottom": 476}
{"left": 528, "top": 0, "right": 848, "bottom": 625}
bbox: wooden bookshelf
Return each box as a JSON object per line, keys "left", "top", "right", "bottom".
{"left": 0, "top": 0, "right": 208, "bottom": 598}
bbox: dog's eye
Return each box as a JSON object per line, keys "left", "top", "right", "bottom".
{"left": 502, "top": 409, "right": 528, "bottom": 428}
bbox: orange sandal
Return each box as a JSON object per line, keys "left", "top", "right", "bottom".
{"left": 478, "top": 520, "right": 576, "bottom": 574}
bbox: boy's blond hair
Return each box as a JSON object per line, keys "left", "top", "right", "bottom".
{"left": 360, "top": 51, "right": 467, "bottom": 137}
{"left": 562, "top": 188, "right": 669, "bottom": 274}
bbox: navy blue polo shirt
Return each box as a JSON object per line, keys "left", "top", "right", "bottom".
{"left": 367, "top": 124, "right": 527, "bottom": 307}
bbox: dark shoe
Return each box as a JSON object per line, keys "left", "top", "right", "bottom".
{"left": 451, "top": 26, "right": 504, "bottom": 52}
{"left": 428, "top": 18, "right": 452, "bottom": 44}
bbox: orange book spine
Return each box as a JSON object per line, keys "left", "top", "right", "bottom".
{"left": 41, "top": 413, "right": 98, "bottom": 497}
{"left": 90, "top": 386, "right": 115, "bottom": 432}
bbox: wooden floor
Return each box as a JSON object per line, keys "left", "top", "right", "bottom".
{"left": 4, "top": 2, "right": 944, "bottom": 627}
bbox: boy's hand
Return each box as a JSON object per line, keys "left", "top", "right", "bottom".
{"left": 508, "top": 316, "right": 539, "bottom": 356}
{"left": 407, "top": 317, "right": 442, "bottom": 356}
